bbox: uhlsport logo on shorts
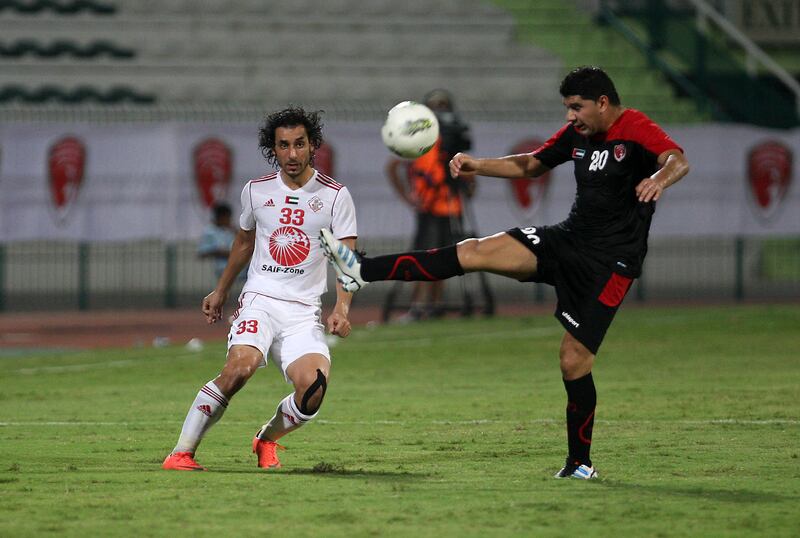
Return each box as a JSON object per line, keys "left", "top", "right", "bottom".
{"left": 193, "top": 137, "right": 232, "bottom": 209}
{"left": 48, "top": 136, "right": 86, "bottom": 224}
{"left": 747, "top": 140, "right": 792, "bottom": 221}
{"left": 269, "top": 226, "right": 311, "bottom": 267}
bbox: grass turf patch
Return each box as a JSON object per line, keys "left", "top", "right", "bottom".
{"left": 1, "top": 304, "right": 798, "bottom": 537}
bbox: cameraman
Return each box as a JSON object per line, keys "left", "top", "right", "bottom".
{"left": 385, "top": 89, "right": 475, "bottom": 321}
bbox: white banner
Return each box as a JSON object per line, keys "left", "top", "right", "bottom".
{"left": 0, "top": 121, "right": 798, "bottom": 242}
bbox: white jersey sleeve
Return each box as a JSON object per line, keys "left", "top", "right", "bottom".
{"left": 331, "top": 187, "right": 357, "bottom": 240}
{"left": 239, "top": 182, "right": 256, "bottom": 231}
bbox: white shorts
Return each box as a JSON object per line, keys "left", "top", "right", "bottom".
{"left": 227, "top": 292, "right": 330, "bottom": 381}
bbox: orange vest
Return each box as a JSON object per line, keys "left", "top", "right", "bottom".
{"left": 408, "top": 138, "right": 463, "bottom": 217}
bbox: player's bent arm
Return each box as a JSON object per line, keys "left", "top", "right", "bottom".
{"left": 636, "top": 150, "right": 690, "bottom": 202}
{"left": 653, "top": 149, "right": 690, "bottom": 190}
{"left": 214, "top": 228, "right": 255, "bottom": 295}
{"left": 385, "top": 158, "right": 414, "bottom": 206}
{"left": 333, "top": 237, "right": 357, "bottom": 313}
{"left": 451, "top": 152, "right": 550, "bottom": 179}
{"left": 327, "top": 237, "right": 356, "bottom": 337}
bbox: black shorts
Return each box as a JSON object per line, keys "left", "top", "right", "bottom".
{"left": 413, "top": 213, "right": 464, "bottom": 250}
{"left": 507, "top": 225, "right": 634, "bottom": 354}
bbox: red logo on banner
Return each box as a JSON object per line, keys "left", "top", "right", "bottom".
{"left": 747, "top": 140, "right": 792, "bottom": 221}
{"left": 48, "top": 136, "right": 86, "bottom": 222}
{"left": 314, "top": 142, "right": 335, "bottom": 177}
{"left": 507, "top": 138, "right": 552, "bottom": 221}
{"left": 193, "top": 138, "right": 233, "bottom": 209}
{"left": 268, "top": 226, "right": 310, "bottom": 267}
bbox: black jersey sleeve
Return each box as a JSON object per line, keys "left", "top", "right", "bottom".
{"left": 531, "top": 123, "right": 574, "bottom": 169}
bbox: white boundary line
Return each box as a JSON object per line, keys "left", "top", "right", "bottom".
{"left": 0, "top": 418, "right": 796, "bottom": 427}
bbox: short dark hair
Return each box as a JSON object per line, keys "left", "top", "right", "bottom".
{"left": 559, "top": 66, "right": 621, "bottom": 105}
{"left": 212, "top": 202, "right": 232, "bottom": 220}
{"left": 258, "top": 106, "right": 324, "bottom": 167}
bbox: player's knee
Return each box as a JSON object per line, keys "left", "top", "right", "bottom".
{"left": 218, "top": 348, "right": 261, "bottom": 394}
{"left": 294, "top": 368, "right": 328, "bottom": 416}
{"left": 456, "top": 238, "right": 481, "bottom": 270}
{"left": 559, "top": 344, "right": 593, "bottom": 379}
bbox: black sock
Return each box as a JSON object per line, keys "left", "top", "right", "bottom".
{"left": 563, "top": 372, "right": 596, "bottom": 467}
{"left": 361, "top": 244, "right": 464, "bottom": 282}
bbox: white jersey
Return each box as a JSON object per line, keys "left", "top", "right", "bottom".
{"left": 239, "top": 169, "right": 357, "bottom": 306}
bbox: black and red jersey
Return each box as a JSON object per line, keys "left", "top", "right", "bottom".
{"left": 532, "top": 109, "right": 682, "bottom": 277}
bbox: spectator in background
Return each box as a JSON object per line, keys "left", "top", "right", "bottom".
{"left": 385, "top": 89, "right": 475, "bottom": 320}
{"left": 198, "top": 202, "right": 236, "bottom": 280}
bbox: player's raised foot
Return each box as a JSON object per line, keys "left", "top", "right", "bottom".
{"left": 554, "top": 458, "right": 598, "bottom": 479}
{"left": 162, "top": 451, "right": 206, "bottom": 471}
{"left": 319, "top": 228, "right": 367, "bottom": 292}
{"left": 252, "top": 436, "right": 285, "bottom": 469}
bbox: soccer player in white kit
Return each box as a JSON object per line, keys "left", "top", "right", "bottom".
{"left": 163, "top": 107, "right": 357, "bottom": 471}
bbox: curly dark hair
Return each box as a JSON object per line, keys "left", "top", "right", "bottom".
{"left": 258, "top": 106, "right": 324, "bottom": 167}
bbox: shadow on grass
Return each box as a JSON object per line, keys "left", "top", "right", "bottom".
{"left": 208, "top": 461, "right": 430, "bottom": 480}
{"left": 598, "top": 479, "right": 796, "bottom": 504}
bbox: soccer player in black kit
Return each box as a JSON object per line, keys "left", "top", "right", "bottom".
{"left": 321, "top": 66, "right": 690, "bottom": 479}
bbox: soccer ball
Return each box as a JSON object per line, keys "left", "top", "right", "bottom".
{"left": 381, "top": 101, "right": 439, "bottom": 159}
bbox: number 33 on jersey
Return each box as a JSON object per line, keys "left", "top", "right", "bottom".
{"left": 238, "top": 170, "right": 357, "bottom": 306}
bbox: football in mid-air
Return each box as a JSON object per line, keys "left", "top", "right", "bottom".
{"left": 381, "top": 101, "right": 439, "bottom": 159}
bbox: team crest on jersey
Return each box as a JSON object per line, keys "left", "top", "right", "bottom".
{"left": 571, "top": 148, "right": 586, "bottom": 159}
{"left": 268, "top": 226, "right": 310, "bottom": 267}
{"left": 613, "top": 144, "right": 626, "bottom": 162}
{"left": 747, "top": 140, "right": 792, "bottom": 221}
{"left": 308, "top": 196, "right": 324, "bottom": 213}
{"left": 48, "top": 136, "right": 86, "bottom": 224}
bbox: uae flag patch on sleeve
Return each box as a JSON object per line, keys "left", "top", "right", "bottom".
{"left": 285, "top": 195, "right": 299, "bottom": 205}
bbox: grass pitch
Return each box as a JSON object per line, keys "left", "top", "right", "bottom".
{"left": 1, "top": 304, "right": 799, "bottom": 537}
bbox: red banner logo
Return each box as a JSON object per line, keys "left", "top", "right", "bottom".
{"left": 193, "top": 138, "right": 233, "bottom": 209}
{"left": 314, "top": 142, "right": 335, "bottom": 177}
{"left": 747, "top": 140, "right": 792, "bottom": 221}
{"left": 507, "top": 138, "right": 551, "bottom": 221}
{"left": 48, "top": 136, "right": 86, "bottom": 223}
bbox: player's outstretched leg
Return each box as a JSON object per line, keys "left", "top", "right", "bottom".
{"left": 319, "top": 228, "right": 367, "bottom": 291}
{"left": 320, "top": 228, "right": 464, "bottom": 292}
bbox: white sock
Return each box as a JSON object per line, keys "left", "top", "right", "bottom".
{"left": 256, "top": 393, "right": 316, "bottom": 442}
{"left": 172, "top": 381, "right": 229, "bottom": 454}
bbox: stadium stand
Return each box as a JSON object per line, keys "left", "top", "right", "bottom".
{"left": 491, "top": 0, "right": 703, "bottom": 124}
{"left": 0, "top": 0, "right": 567, "bottom": 119}
{"left": 0, "top": 0, "right": 115, "bottom": 14}
{"left": 1, "top": 0, "right": 793, "bottom": 124}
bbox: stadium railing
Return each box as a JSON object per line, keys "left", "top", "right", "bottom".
{"left": 0, "top": 236, "right": 798, "bottom": 313}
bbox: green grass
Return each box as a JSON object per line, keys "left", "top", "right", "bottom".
{"left": 1, "top": 305, "right": 799, "bottom": 537}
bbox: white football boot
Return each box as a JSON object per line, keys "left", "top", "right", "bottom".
{"left": 554, "top": 459, "right": 598, "bottom": 480}
{"left": 319, "top": 228, "right": 368, "bottom": 293}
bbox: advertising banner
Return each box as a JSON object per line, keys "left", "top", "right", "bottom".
{"left": 0, "top": 120, "right": 798, "bottom": 242}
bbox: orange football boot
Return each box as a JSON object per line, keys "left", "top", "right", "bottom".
{"left": 252, "top": 437, "right": 284, "bottom": 469}
{"left": 162, "top": 451, "right": 206, "bottom": 471}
